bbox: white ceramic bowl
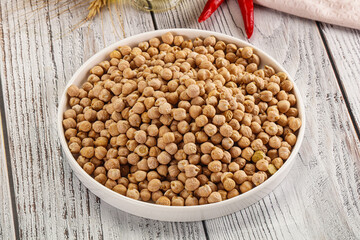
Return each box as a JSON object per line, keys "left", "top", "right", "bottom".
{"left": 58, "top": 29, "right": 306, "bottom": 222}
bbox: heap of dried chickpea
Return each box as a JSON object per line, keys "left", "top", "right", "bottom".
{"left": 63, "top": 32, "right": 302, "bottom": 206}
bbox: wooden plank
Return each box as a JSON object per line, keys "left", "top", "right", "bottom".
{"left": 318, "top": 23, "right": 360, "bottom": 129}
{"left": 154, "top": 0, "right": 360, "bottom": 239}
{"left": 0, "top": 0, "right": 205, "bottom": 238}
{"left": 99, "top": 202, "right": 206, "bottom": 240}
{"left": 0, "top": 114, "right": 16, "bottom": 240}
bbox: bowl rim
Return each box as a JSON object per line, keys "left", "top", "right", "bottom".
{"left": 57, "top": 28, "right": 306, "bottom": 210}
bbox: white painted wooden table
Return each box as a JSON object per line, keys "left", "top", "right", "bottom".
{"left": 0, "top": 0, "right": 360, "bottom": 239}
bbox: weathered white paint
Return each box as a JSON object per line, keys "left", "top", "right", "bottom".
{"left": 0, "top": 115, "right": 16, "bottom": 240}
{"left": 319, "top": 23, "right": 360, "bottom": 128}
{"left": 0, "top": 0, "right": 359, "bottom": 238}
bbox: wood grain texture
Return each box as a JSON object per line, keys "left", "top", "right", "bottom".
{"left": 318, "top": 23, "right": 360, "bottom": 129}
{"left": 0, "top": 0, "right": 205, "bottom": 238}
{"left": 1, "top": 0, "right": 360, "bottom": 238}
{"left": 0, "top": 115, "right": 16, "bottom": 240}
{"left": 154, "top": 0, "right": 360, "bottom": 239}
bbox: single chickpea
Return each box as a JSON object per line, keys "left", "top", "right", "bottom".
{"left": 133, "top": 170, "right": 147, "bottom": 182}
{"left": 240, "top": 181, "right": 253, "bottom": 193}
{"left": 210, "top": 147, "right": 223, "bottom": 160}
{"left": 126, "top": 189, "right": 140, "bottom": 200}
{"left": 212, "top": 115, "right": 226, "bottom": 126}
{"left": 184, "top": 164, "right": 200, "bottom": 178}
{"left": 185, "top": 177, "right": 201, "bottom": 192}
{"left": 272, "top": 157, "right": 284, "bottom": 169}
{"left": 277, "top": 100, "right": 291, "bottom": 113}
{"left": 63, "top": 118, "right": 76, "bottom": 130}
{"left": 83, "top": 162, "right": 95, "bottom": 175}
{"left": 172, "top": 108, "right": 187, "bottom": 121}
{"left": 95, "top": 173, "right": 107, "bottom": 185}
{"left": 207, "top": 192, "right": 222, "bottom": 203}
{"left": 265, "top": 122, "right": 278, "bottom": 136}
{"left": 241, "top": 47, "right": 253, "bottom": 59}
{"left": 107, "top": 169, "right": 121, "bottom": 181}
{"left": 158, "top": 102, "right": 172, "bottom": 115}
{"left": 185, "top": 84, "right": 199, "bottom": 99}
{"left": 269, "top": 136, "right": 282, "bottom": 149}
{"left": 185, "top": 195, "right": 199, "bottom": 206}
{"left": 219, "top": 124, "right": 233, "bottom": 138}
{"left": 222, "top": 138, "right": 234, "bottom": 150}
{"left": 133, "top": 130, "right": 146, "bottom": 144}
{"left": 288, "top": 117, "right": 302, "bottom": 132}
{"left": 80, "top": 147, "right": 94, "bottom": 158}
{"left": 156, "top": 196, "right": 171, "bottom": 206}
{"left": 195, "top": 115, "right": 208, "bottom": 127}
{"left": 172, "top": 196, "right": 185, "bottom": 206}
{"left": 239, "top": 147, "right": 252, "bottom": 161}
{"left": 68, "top": 142, "right": 80, "bottom": 154}
{"left": 157, "top": 151, "right": 172, "bottom": 164}
{"left": 208, "top": 160, "right": 222, "bottom": 173}
{"left": 161, "top": 132, "right": 175, "bottom": 144}
{"left": 218, "top": 99, "right": 229, "bottom": 112}
{"left": 172, "top": 35, "right": 184, "bottom": 46}
{"left": 244, "top": 163, "right": 256, "bottom": 176}
{"left": 148, "top": 179, "right": 161, "bottom": 192}
{"left": 165, "top": 143, "right": 178, "bottom": 155}
{"left": 182, "top": 132, "right": 195, "bottom": 144}
{"left": 188, "top": 105, "right": 202, "bottom": 119}
{"left": 280, "top": 80, "right": 294, "bottom": 91}
{"left": 161, "top": 32, "right": 174, "bottom": 44}
{"left": 134, "top": 144, "right": 149, "bottom": 157}
{"left": 223, "top": 178, "right": 236, "bottom": 191}
{"left": 233, "top": 170, "right": 247, "bottom": 184}
{"left": 202, "top": 123, "right": 216, "bottom": 137}
{"left": 139, "top": 189, "right": 151, "bottom": 202}
{"left": 252, "top": 172, "right": 267, "bottom": 186}
{"left": 256, "top": 159, "right": 269, "bottom": 171}
{"left": 146, "top": 157, "right": 158, "bottom": 170}
{"left": 171, "top": 180, "right": 185, "bottom": 194}
{"left": 278, "top": 146, "right": 291, "bottom": 160}
{"left": 183, "top": 143, "right": 197, "bottom": 155}
{"left": 285, "top": 133, "right": 297, "bottom": 146}
{"left": 112, "top": 184, "right": 127, "bottom": 195}
{"left": 203, "top": 36, "right": 216, "bottom": 46}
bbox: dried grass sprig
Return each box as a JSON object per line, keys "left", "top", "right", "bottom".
{"left": 87, "top": 0, "right": 109, "bottom": 20}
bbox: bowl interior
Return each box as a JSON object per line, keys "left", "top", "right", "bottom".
{"left": 57, "top": 29, "right": 306, "bottom": 212}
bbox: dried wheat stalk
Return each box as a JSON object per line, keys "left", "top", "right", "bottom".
{"left": 87, "top": 0, "right": 109, "bottom": 20}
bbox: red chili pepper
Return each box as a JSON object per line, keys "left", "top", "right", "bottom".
{"left": 237, "top": 0, "right": 254, "bottom": 39}
{"left": 198, "top": 0, "right": 225, "bottom": 23}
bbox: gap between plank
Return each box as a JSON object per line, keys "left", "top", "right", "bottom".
{"left": 316, "top": 22, "right": 360, "bottom": 140}
{"left": 147, "top": 0, "right": 159, "bottom": 30}
{"left": 201, "top": 221, "right": 210, "bottom": 240}
{"left": 0, "top": 77, "right": 20, "bottom": 240}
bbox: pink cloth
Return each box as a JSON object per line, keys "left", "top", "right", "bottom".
{"left": 254, "top": 0, "right": 360, "bottom": 29}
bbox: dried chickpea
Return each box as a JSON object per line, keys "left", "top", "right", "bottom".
{"left": 240, "top": 181, "right": 253, "bottom": 193}
{"left": 127, "top": 189, "right": 140, "bottom": 200}
{"left": 148, "top": 179, "right": 161, "bottom": 192}
{"left": 156, "top": 196, "right": 171, "bottom": 206}
{"left": 252, "top": 172, "right": 267, "bottom": 186}
{"left": 272, "top": 157, "right": 284, "bottom": 169}
{"left": 207, "top": 192, "right": 222, "bottom": 203}
{"left": 113, "top": 184, "right": 127, "bottom": 195}
{"left": 185, "top": 177, "right": 200, "bottom": 191}
{"left": 256, "top": 159, "right": 269, "bottom": 171}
